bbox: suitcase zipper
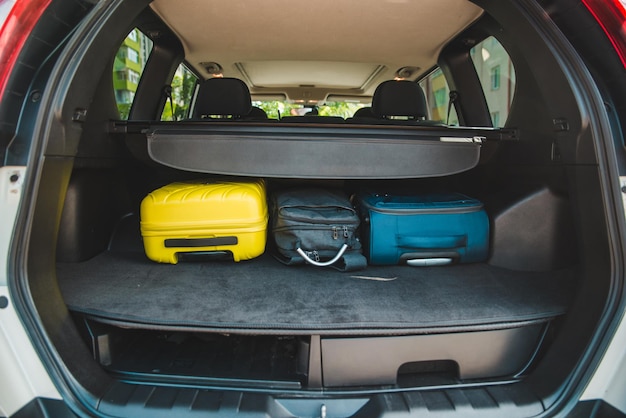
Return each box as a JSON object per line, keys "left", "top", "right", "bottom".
{"left": 330, "top": 226, "right": 350, "bottom": 239}
{"left": 274, "top": 225, "right": 357, "bottom": 235}
{"left": 277, "top": 207, "right": 358, "bottom": 225}
{"left": 141, "top": 217, "right": 268, "bottom": 234}
{"left": 359, "top": 200, "right": 483, "bottom": 215}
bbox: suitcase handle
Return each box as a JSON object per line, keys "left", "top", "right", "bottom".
{"left": 296, "top": 244, "right": 348, "bottom": 267}
{"left": 396, "top": 235, "right": 466, "bottom": 249}
{"left": 406, "top": 258, "right": 454, "bottom": 267}
{"left": 164, "top": 236, "right": 238, "bottom": 248}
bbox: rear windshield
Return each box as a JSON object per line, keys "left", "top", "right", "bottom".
{"left": 251, "top": 101, "right": 368, "bottom": 119}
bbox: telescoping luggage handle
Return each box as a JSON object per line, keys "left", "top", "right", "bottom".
{"left": 296, "top": 244, "right": 348, "bottom": 267}
{"left": 397, "top": 234, "right": 465, "bottom": 267}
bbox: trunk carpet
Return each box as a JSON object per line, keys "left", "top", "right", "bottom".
{"left": 57, "top": 250, "right": 576, "bottom": 335}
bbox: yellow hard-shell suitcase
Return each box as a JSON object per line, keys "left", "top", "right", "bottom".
{"left": 140, "top": 179, "right": 267, "bottom": 264}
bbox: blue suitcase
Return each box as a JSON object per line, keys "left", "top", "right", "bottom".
{"left": 356, "top": 192, "right": 489, "bottom": 266}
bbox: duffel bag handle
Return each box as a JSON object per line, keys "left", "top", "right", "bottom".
{"left": 296, "top": 244, "right": 348, "bottom": 267}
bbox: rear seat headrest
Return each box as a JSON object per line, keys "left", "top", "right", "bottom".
{"left": 372, "top": 80, "right": 428, "bottom": 119}
{"left": 193, "top": 77, "right": 252, "bottom": 118}
{"left": 247, "top": 106, "right": 268, "bottom": 119}
{"left": 352, "top": 107, "right": 375, "bottom": 118}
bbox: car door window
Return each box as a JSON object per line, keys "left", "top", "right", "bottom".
{"left": 470, "top": 36, "right": 516, "bottom": 127}
{"left": 113, "top": 28, "right": 152, "bottom": 119}
{"left": 418, "top": 68, "right": 459, "bottom": 125}
{"left": 160, "top": 63, "right": 198, "bottom": 121}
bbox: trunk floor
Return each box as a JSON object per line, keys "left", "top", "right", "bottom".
{"left": 57, "top": 250, "right": 576, "bottom": 335}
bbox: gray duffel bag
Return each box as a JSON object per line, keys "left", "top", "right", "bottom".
{"left": 271, "top": 188, "right": 367, "bottom": 272}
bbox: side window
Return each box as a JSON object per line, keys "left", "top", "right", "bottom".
{"left": 470, "top": 36, "right": 516, "bottom": 127}
{"left": 113, "top": 29, "right": 153, "bottom": 119}
{"left": 160, "top": 64, "right": 198, "bottom": 121}
{"left": 418, "top": 68, "right": 459, "bottom": 125}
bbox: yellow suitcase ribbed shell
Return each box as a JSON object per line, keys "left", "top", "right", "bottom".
{"left": 140, "top": 179, "right": 267, "bottom": 264}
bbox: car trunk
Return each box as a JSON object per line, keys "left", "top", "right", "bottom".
{"left": 51, "top": 128, "right": 582, "bottom": 389}
{"left": 8, "top": 0, "right": 622, "bottom": 414}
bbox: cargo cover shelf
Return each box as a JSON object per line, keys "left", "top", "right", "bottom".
{"left": 113, "top": 121, "right": 518, "bottom": 179}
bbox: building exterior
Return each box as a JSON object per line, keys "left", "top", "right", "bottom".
{"left": 470, "top": 36, "right": 516, "bottom": 127}
{"left": 113, "top": 29, "right": 152, "bottom": 118}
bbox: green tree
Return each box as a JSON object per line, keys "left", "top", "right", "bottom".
{"left": 162, "top": 65, "right": 198, "bottom": 121}
{"left": 318, "top": 102, "right": 364, "bottom": 118}
{"left": 254, "top": 101, "right": 301, "bottom": 119}
{"left": 117, "top": 103, "right": 131, "bottom": 119}
{"left": 254, "top": 101, "right": 365, "bottom": 119}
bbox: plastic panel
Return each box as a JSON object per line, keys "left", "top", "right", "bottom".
{"left": 56, "top": 169, "right": 130, "bottom": 262}
{"left": 98, "top": 382, "right": 545, "bottom": 417}
{"left": 321, "top": 324, "right": 544, "bottom": 387}
{"left": 489, "top": 187, "right": 578, "bottom": 271}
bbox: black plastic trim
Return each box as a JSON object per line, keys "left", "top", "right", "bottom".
{"left": 15, "top": 395, "right": 623, "bottom": 418}
{"left": 96, "top": 381, "right": 546, "bottom": 417}
{"left": 10, "top": 398, "right": 77, "bottom": 418}
{"left": 568, "top": 401, "right": 626, "bottom": 418}
{"left": 129, "top": 9, "right": 184, "bottom": 120}
{"left": 111, "top": 119, "right": 520, "bottom": 139}
{"left": 0, "top": 0, "right": 92, "bottom": 165}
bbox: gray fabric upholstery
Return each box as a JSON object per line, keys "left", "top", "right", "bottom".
{"left": 57, "top": 250, "right": 575, "bottom": 334}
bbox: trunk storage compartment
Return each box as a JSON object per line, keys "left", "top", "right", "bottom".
{"left": 319, "top": 325, "right": 545, "bottom": 387}
{"left": 80, "top": 318, "right": 548, "bottom": 389}
{"left": 79, "top": 320, "right": 305, "bottom": 389}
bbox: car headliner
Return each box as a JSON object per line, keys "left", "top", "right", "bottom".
{"left": 150, "top": 0, "right": 483, "bottom": 102}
